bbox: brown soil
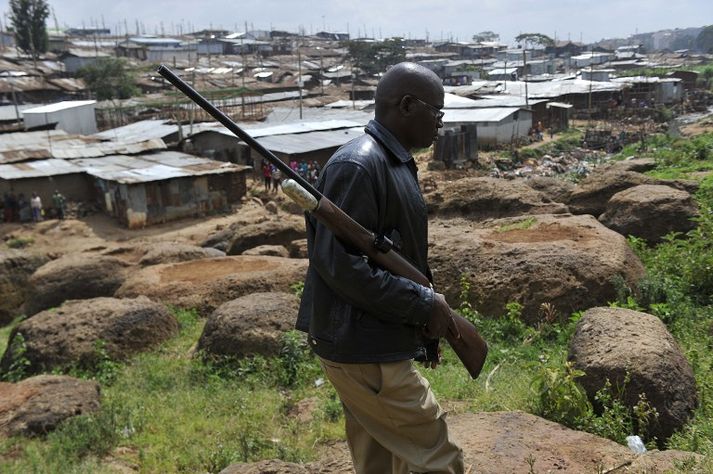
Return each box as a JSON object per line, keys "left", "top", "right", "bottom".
{"left": 486, "top": 222, "right": 591, "bottom": 243}
{"left": 159, "top": 257, "right": 281, "bottom": 283}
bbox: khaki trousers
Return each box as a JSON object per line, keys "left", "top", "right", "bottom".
{"left": 319, "top": 357, "right": 464, "bottom": 474}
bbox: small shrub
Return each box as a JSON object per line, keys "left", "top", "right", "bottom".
{"left": 278, "top": 330, "right": 310, "bottom": 388}
{"left": 1, "top": 333, "right": 31, "bottom": 382}
{"left": 6, "top": 237, "right": 33, "bottom": 249}
{"left": 530, "top": 360, "right": 592, "bottom": 430}
{"left": 44, "top": 402, "right": 134, "bottom": 462}
{"left": 290, "top": 281, "right": 305, "bottom": 298}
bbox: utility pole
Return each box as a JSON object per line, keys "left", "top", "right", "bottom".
{"left": 523, "top": 49, "right": 529, "bottom": 108}
{"left": 351, "top": 60, "right": 356, "bottom": 110}
{"left": 297, "top": 37, "right": 303, "bottom": 119}
{"left": 318, "top": 47, "right": 324, "bottom": 96}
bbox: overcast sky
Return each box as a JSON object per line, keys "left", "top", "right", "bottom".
{"left": 1, "top": 0, "right": 711, "bottom": 44}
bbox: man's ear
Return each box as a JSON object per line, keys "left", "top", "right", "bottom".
{"left": 398, "top": 95, "right": 414, "bottom": 116}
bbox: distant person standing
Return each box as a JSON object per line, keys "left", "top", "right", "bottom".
{"left": 262, "top": 161, "right": 272, "bottom": 192}
{"left": 270, "top": 165, "right": 281, "bottom": 193}
{"left": 52, "top": 190, "right": 66, "bottom": 220}
{"left": 30, "top": 192, "right": 42, "bottom": 222}
{"left": 3, "top": 192, "right": 12, "bottom": 222}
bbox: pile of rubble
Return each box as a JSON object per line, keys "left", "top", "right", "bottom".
{"left": 490, "top": 148, "right": 611, "bottom": 180}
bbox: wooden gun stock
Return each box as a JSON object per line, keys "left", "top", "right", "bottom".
{"left": 157, "top": 64, "right": 488, "bottom": 379}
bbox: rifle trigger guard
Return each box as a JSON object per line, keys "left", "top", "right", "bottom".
{"left": 373, "top": 234, "right": 394, "bottom": 253}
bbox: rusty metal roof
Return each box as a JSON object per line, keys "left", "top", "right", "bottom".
{"left": 0, "top": 158, "right": 84, "bottom": 179}
{"left": 0, "top": 130, "right": 166, "bottom": 164}
{"left": 74, "top": 151, "right": 250, "bottom": 184}
{"left": 94, "top": 119, "right": 181, "bottom": 143}
{"left": 0, "top": 76, "right": 60, "bottom": 93}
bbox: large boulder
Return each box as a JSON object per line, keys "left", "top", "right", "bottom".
{"left": 220, "top": 411, "right": 704, "bottom": 473}
{"left": 567, "top": 170, "right": 698, "bottom": 217}
{"left": 520, "top": 176, "right": 575, "bottom": 204}
{"left": 23, "top": 254, "right": 130, "bottom": 316}
{"left": 202, "top": 215, "right": 305, "bottom": 255}
{"left": 242, "top": 245, "right": 290, "bottom": 258}
{"left": 0, "top": 375, "right": 100, "bottom": 437}
{"left": 428, "top": 214, "right": 645, "bottom": 324}
{"left": 425, "top": 177, "right": 568, "bottom": 220}
{"left": 288, "top": 239, "right": 308, "bottom": 259}
{"left": 598, "top": 184, "right": 699, "bottom": 243}
{"left": 604, "top": 157, "right": 657, "bottom": 173}
{"left": 138, "top": 242, "right": 225, "bottom": 266}
{"left": 0, "top": 250, "right": 50, "bottom": 325}
{"left": 115, "top": 256, "right": 308, "bottom": 316}
{"left": 197, "top": 292, "right": 300, "bottom": 359}
{"left": 568, "top": 307, "right": 698, "bottom": 442}
{"left": 0, "top": 296, "right": 178, "bottom": 376}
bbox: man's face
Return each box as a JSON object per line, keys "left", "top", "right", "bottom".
{"left": 406, "top": 88, "right": 444, "bottom": 149}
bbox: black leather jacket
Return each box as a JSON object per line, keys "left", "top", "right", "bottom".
{"left": 296, "top": 120, "right": 435, "bottom": 363}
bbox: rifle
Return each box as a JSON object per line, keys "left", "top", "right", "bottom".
{"left": 157, "top": 65, "right": 488, "bottom": 379}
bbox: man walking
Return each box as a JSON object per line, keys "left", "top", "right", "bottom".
{"left": 297, "top": 62, "right": 464, "bottom": 473}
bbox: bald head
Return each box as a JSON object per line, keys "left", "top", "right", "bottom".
{"left": 372, "top": 62, "right": 445, "bottom": 150}
{"left": 375, "top": 62, "right": 443, "bottom": 118}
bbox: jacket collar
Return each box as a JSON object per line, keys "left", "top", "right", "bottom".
{"left": 365, "top": 119, "right": 413, "bottom": 164}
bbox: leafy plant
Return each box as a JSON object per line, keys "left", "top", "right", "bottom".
{"left": 290, "top": 281, "right": 305, "bottom": 298}
{"left": 278, "top": 330, "right": 310, "bottom": 388}
{"left": 1, "top": 333, "right": 31, "bottom": 382}
{"left": 530, "top": 360, "right": 592, "bottom": 429}
{"left": 6, "top": 237, "right": 34, "bottom": 249}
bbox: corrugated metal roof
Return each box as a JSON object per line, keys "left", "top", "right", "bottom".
{"left": 469, "top": 95, "right": 548, "bottom": 108}
{"left": 74, "top": 151, "right": 250, "bottom": 184}
{"left": 23, "top": 100, "right": 96, "bottom": 114}
{"left": 611, "top": 76, "right": 682, "bottom": 84}
{"left": 264, "top": 107, "right": 373, "bottom": 124}
{"left": 0, "top": 76, "right": 60, "bottom": 93}
{"left": 444, "top": 93, "right": 479, "bottom": 108}
{"left": 61, "top": 48, "right": 111, "bottom": 58}
{"left": 46, "top": 78, "right": 87, "bottom": 92}
{"left": 496, "top": 79, "right": 624, "bottom": 99}
{"left": 0, "top": 104, "right": 35, "bottom": 121}
{"left": 0, "top": 158, "right": 84, "bottom": 179}
{"left": 253, "top": 127, "right": 363, "bottom": 154}
{"left": 0, "top": 130, "right": 166, "bottom": 163}
{"left": 128, "top": 37, "right": 182, "bottom": 45}
{"left": 442, "top": 107, "right": 524, "bottom": 123}
{"left": 190, "top": 119, "right": 365, "bottom": 140}
{"left": 323, "top": 100, "right": 374, "bottom": 110}
{"left": 94, "top": 119, "right": 180, "bottom": 142}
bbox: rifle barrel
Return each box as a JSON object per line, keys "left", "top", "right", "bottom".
{"left": 157, "top": 64, "right": 321, "bottom": 201}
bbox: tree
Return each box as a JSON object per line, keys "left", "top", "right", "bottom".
{"left": 515, "top": 33, "right": 555, "bottom": 48}
{"left": 79, "top": 58, "right": 138, "bottom": 101}
{"left": 473, "top": 31, "right": 500, "bottom": 43}
{"left": 9, "top": 0, "right": 49, "bottom": 59}
{"left": 342, "top": 38, "right": 406, "bottom": 76}
{"left": 695, "top": 25, "right": 713, "bottom": 53}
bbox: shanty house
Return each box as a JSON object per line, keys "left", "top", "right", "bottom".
{"left": 441, "top": 107, "right": 532, "bottom": 148}
{"left": 74, "top": 151, "right": 251, "bottom": 228}
{"left": 59, "top": 49, "right": 112, "bottom": 74}
{"left": 0, "top": 159, "right": 94, "bottom": 214}
{"left": 22, "top": 101, "right": 97, "bottom": 135}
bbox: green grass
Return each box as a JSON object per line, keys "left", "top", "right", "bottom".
{"left": 495, "top": 217, "right": 537, "bottom": 233}
{"left": 2, "top": 131, "right": 713, "bottom": 470}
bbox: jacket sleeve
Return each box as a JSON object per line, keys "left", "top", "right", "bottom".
{"left": 308, "top": 160, "right": 434, "bottom": 327}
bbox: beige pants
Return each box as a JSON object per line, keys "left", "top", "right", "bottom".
{"left": 319, "top": 357, "right": 464, "bottom": 474}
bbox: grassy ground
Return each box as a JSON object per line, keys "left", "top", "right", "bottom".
{"left": 1, "top": 132, "right": 713, "bottom": 472}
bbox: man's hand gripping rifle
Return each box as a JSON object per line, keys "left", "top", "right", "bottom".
{"left": 157, "top": 65, "right": 488, "bottom": 379}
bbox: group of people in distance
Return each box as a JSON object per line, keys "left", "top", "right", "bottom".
{"left": 261, "top": 159, "right": 322, "bottom": 193}
{"left": 2, "top": 190, "right": 66, "bottom": 223}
